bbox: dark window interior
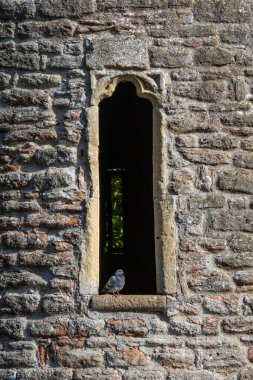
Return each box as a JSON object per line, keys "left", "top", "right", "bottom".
{"left": 99, "top": 81, "right": 156, "bottom": 294}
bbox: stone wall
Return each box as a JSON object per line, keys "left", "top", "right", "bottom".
{"left": 1, "top": 0, "right": 253, "bottom": 379}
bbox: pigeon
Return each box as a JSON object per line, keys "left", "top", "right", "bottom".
{"left": 101, "top": 269, "right": 125, "bottom": 296}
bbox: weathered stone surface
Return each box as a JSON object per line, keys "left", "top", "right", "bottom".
{"left": 195, "top": 47, "right": 234, "bottom": 66}
{"left": 1, "top": 292, "right": 40, "bottom": 314}
{"left": 0, "top": 172, "right": 31, "bottom": 189}
{"left": 86, "top": 36, "right": 148, "bottom": 70}
{"left": 107, "top": 348, "right": 149, "bottom": 367}
{"left": 180, "top": 148, "right": 231, "bottom": 165}
{"left": 28, "top": 319, "right": 68, "bottom": 337}
{"left": 18, "top": 20, "right": 76, "bottom": 38}
{"left": 92, "top": 295, "right": 167, "bottom": 312}
{"left": 216, "top": 252, "right": 253, "bottom": 268}
{"left": 0, "top": 318, "right": 26, "bottom": 339}
{"left": 189, "top": 195, "right": 225, "bottom": 209}
{"left": 16, "top": 369, "right": 73, "bottom": 380}
{"left": 209, "top": 210, "right": 253, "bottom": 232}
{"left": 20, "top": 251, "right": 74, "bottom": 268}
{"left": 0, "top": 350, "right": 37, "bottom": 368}
{"left": 32, "top": 169, "right": 72, "bottom": 191}
{"left": 218, "top": 169, "right": 253, "bottom": 194}
{"left": 234, "top": 271, "right": 253, "bottom": 286}
{"left": 153, "top": 347, "right": 194, "bottom": 368}
{"left": 234, "top": 152, "right": 253, "bottom": 169}
{"left": 57, "top": 348, "right": 103, "bottom": 367}
{"left": 239, "top": 368, "right": 253, "bottom": 380}
{"left": 0, "top": 271, "right": 47, "bottom": 290}
{"left": 39, "top": 0, "right": 96, "bottom": 17}
{"left": 0, "top": 51, "right": 39, "bottom": 70}
{"left": 0, "top": 22, "right": 15, "bottom": 38}
{"left": 174, "top": 81, "right": 228, "bottom": 102}
{"left": 123, "top": 368, "right": 165, "bottom": 380}
{"left": 25, "top": 214, "right": 79, "bottom": 229}
{"left": 42, "top": 294, "right": 75, "bottom": 314}
{"left": 223, "top": 317, "right": 253, "bottom": 333}
{"left": 202, "top": 346, "right": 246, "bottom": 371}
{"left": 203, "top": 295, "right": 240, "bottom": 316}
{"left": 33, "top": 145, "right": 75, "bottom": 166}
{"left": 2, "top": 231, "right": 48, "bottom": 249}
{"left": 0, "top": 72, "right": 12, "bottom": 88}
{"left": 150, "top": 46, "right": 193, "bottom": 68}
{"left": 188, "top": 271, "right": 233, "bottom": 292}
{"left": 20, "top": 73, "right": 62, "bottom": 87}
{"left": 194, "top": 0, "right": 252, "bottom": 23}
{"left": 0, "top": 0, "right": 36, "bottom": 20}
{"left": 1, "top": 200, "right": 41, "bottom": 213}
{"left": 2, "top": 89, "right": 49, "bottom": 108}
{"left": 168, "top": 316, "right": 201, "bottom": 336}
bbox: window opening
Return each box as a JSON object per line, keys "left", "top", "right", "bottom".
{"left": 99, "top": 81, "right": 156, "bottom": 294}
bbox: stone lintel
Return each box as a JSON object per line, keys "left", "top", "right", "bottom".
{"left": 91, "top": 295, "right": 167, "bottom": 312}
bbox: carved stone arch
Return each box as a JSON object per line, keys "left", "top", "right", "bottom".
{"left": 79, "top": 72, "right": 176, "bottom": 297}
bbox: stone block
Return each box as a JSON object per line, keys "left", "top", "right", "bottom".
{"left": 2, "top": 89, "right": 49, "bottom": 108}
{"left": 28, "top": 319, "right": 68, "bottom": 337}
{"left": 18, "top": 20, "right": 76, "bottom": 38}
{"left": 168, "top": 316, "right": 201, "bottom": 336}
{"left": 0, "top": 318, "right": 26, "bottom": 339}
{"left": 189, "top": 195, "right": 226, "bottom": 209}
{"left": 91, "top": 295, "right": 167, "bottom": 312}
{"left": 199, "top": 134, "right": 238, "bottom": 149}
{"left": 47, "top": 55, "right": 83, "bottom": 69}
{"left": 33, "top": 145, "right": 75, "bottom": 166}
{"left": 107, "top": 348, "right": 149, "bottom": 367}
{"left": 202, "top": 347, "right": 246, "bottom": 371}
{"left": 209, "top": 210, "right": 253, "bottom": 232}
{"left": 195, "top": 0, "right": 252, "bottom": 23}
{"left": 0, "top": 350, "right": 37, "bottom": 368}
{"left": 4, "top": 129, "right": 57, "bottom": 144}
{"left": 0, "top": 217, "right": 20, "bottom": 230}
{"left": 179, "top": 148, "right": 231, "bottom": 165}
{"left": 1, "top": 200, "right": 41, "bottom": 213}
{"left": 42, "top": 294, "right": 75, "bottom": 314}
{"left": 39, "top": 0, "right": 96, "bottom": 16}
{"left": 106, "top": 319, "right": 148, "bottom": 337}
{"left": 153, "top": 347, "right": 194, "bottom": 368}
{"left": 123, "top": 368, "right": 165, "bottom": 380}
{"left": 0, "top": 271, "right": 47, "bottom": 290}
{"left": 223, "top": 317, "right": 253, "bottom": 333}
{"left": 86, "top": 36, "right": 149, "bottom": 70}
{"left": 20, "top": 73, "right": 62, "bottom": 87}
{"left": 16, "top": 369, "right": 73, "bottom": 380}
{"left": 32, "top": 169, "right": 72, "bottom": 191}
{"left": 25, "top": 214, "right": 79, "bottom": 229}
{"left": 0, "top": 51, "right": 39, "bottom": 70}
{"left": 150, "top": 46, "right": 193, "bottom": 68}
{"left": 234, "top": 153, "right": 253, "bottom": 169}
{"left": 229, "top": 233, "right": 253, "bottom": 252}
{"left": 215, "top": 252, "right": 253, "bottom": 269}
{"left": 174, "top": 81, "right": 228, "bottom": 102}
{"left": 57, "top": 348, "right": 103, "bottom": 367}
{"left": 20, "top": 251, "right": 74, "bottom": 268}
{"left": 188, "top": 271, "right": 233, "bottom": 293}
{"left": 203, "top": 295, "right": 240, "bottom": 316}
{"left": 0, "top": 72, "right": 12, "bottom": 88}
{"left": 218, "top": 169, "right": 253, "bottom": 194}
{"left": 0, "top": 22, "right": 15, "bottom": 38}
{"left": 0, "top": 254, "right": 17, "bottom": 270}
{"left": 1, "top": 292, "right": 40, "bottom": 314}
{"left": 2, "top": 231, "right": 48, "bottom": 249}
{"left": 239, "top": 368, "right": 253, "bottom": 380}
{"left": 234, "top": 271, "right": 253, "bottom": 286}
{"left": 195, "top": 47, "right": 234, "bottom": 66}
{"left": 0, "top": 0, "right": 36, "bottom": 20}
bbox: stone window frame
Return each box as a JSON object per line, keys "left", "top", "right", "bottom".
{"left": 79, "top": 71, "right": 176, "bottom": 305}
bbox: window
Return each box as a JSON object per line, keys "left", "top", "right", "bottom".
{"left": 99, "top": 82, "right": 156, "bottom": 294}
{"left": 79, "top": 73, "right": 176, "bottom": 300}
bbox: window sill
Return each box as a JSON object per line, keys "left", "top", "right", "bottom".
{"left": 91, "top": 295, "right": 167, "bottom": 312}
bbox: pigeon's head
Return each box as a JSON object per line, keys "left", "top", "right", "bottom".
{"left": 115, "top": 269, "right": 125, "bottom": 276}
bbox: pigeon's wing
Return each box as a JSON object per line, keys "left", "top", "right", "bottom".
{"left": 101, "top": 275, "right": 116, "bottom": 294}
